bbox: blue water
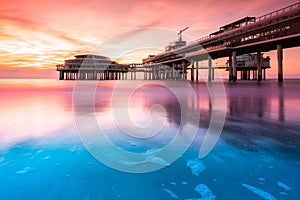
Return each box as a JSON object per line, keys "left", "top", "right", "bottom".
{"left": 0, "top": 79, "right": 299, "bottom": 199}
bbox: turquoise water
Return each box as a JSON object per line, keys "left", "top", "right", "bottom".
{"left": 0, "top": 79, "right": 299, "bottom": 199}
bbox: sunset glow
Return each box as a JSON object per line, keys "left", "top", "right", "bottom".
{"left": 0, "top": 0, "right": 299, "bottom": 78}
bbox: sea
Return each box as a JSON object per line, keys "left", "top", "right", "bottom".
{"left": 0, "top": 79, "right": 299, "bottom": 200}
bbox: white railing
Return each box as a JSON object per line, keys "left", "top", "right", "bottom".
{"left": 256, "top": 2, "right": 300, "bottom": 21}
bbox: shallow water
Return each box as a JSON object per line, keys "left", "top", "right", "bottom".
{"left": 0, "top": 79, "right": 299, "bottom": 199}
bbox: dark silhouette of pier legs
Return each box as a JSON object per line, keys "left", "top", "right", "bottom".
{"left": 232, "top": 51, "right": 237, "bottom": 82}
{"left": 208, "top": 57, "right": 212, "bottom": 82}
{"left": 257, "top": 51, "right": 262, "bottom": 81}
{"left": 59, "top": 71, "right": 64, "bottom": 80}
{"left": 172, "top": 63, "right": 175, "bottom": 80}
{"left": 182, "top": 61, "right": 187, "bottom": 80}
{"left": 191, "top": 60, "right": 195, "bottom": 81}
{"left": 229, "top": 55, "right": 233, "bottom": 81}
{"left": 277, "top": 44, "right": 283, "bottom": 83}
{"left": 196, "top": 61, "right": 199, "bottom": 81}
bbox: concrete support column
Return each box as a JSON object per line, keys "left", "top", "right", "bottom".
{"left": 232, "top": 51, "right": 237, "bottom": 82}
{"left": 257, "top": 51, "right": 262, "bottom": 81}
{"left": 208, "top": 57, "right": 212, "bottom": 82}
{"left": 191, "top": 59, "right": 194, "bottom": 81}
{"left": 182, "top": 61, "right": 186, "bottom": 80}
{"left": 152, "top": 68, "right": 154, "bottom": 80}
{"left": 172, "top": 63, "right": 175, "bottom": 80}
{"left": 277, "top": 44, "right": 283, "bottom": 83}
{"left": 148, "top": 68, "right": 150, "bottom": 80}
{"left": 196, "top": 60, "right": 199, "bottom": 81}
{"left": 229, "top": 55, "right": 232, "bottom": 81}
{"left": 59, "top": 71, "right": 63, "bottom": 80}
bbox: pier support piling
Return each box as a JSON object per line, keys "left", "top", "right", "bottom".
{"left": 191, "top": 60, "right": 194, "bottom": 81}
{"left": 172, "top": 63, "right": 175, "bottom": 80}
{"left": 229, "top": 55, "right": 232, "bottom": 81}
{"left": 257, "top": 51, "right": 262, "bottom": 81}
{"left": 277, "top": 44, "right": 283, "bottom": 83}
{"left": 232, "top": 51, "right": 237, "bottom": 82}
{"left": 196, "top": 60, "right": 199, "bottom": 81}
{"left": 208, "top": 57, "right": 212, "bottom": 82}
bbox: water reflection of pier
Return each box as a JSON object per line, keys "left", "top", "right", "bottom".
{"left": 68, "top": 80, "right": 300, "bottom": 148}
{"left": 70, "top": 81, "right": 291, "bottom": 132}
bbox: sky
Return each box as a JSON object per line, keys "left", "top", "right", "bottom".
{"left": 0, "top": 0, "right": 299, "bottom": 78}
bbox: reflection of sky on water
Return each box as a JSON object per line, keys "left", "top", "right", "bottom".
{"left": 0, "top": 79, "right": 299, "bottom": 199}
{"left": 0, "top": 80, "right": 75, "bottom": 144}
{"left": 0, "top": 79, "right": 299, "bottom": 155}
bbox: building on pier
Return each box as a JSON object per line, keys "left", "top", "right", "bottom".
{"left": 226, "top": 53, "right": 271, "bottom": 80}
{"left": 56, "top": 54, "right": 129, "bottom": 80}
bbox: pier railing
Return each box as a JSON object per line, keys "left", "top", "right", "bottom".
{"left": 183, "top": 2, "right": 300, "bottom": 50}
{"left": 256, "top": 2, "right": 300, "bottom": 21}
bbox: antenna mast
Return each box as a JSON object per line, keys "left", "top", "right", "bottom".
{"left": 178, "top": 27, "right": 189, "bottom": 41}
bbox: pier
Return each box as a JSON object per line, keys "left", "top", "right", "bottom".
{"left": 56, "top": 55, "right": 129, "bottom": 80}
{"left": 57, "top": 2, "right": 300, "bottom": 82}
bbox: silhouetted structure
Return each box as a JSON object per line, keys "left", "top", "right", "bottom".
{"left": 226, "top": 54, "right": 270, "bottom": 80}
{"left": 57, "top": 2, "right": 300, "bottom": 82}
{"left": 56, "top": 54, "right": 128, "bottom": 80}
{"left": 143, "top": 2, "right": 300, "bottom": 82}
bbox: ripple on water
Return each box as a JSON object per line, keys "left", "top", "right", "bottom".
{"left": 184, "top": 184, "right": 216, "bottom": 200}
{"left": 186, "top": 158, "right": 206, "bottom": 176}
{"left": 16, "top": 166, "right": 33, "bottom": 174}
{"left": 163, "top": 188, "right": 179, "bottom": 199}
{"left": 242, "top": 183, "right": 277, "bottom": 200}
{"left": 277, "top": 181, "right": 291, "bottom": 191}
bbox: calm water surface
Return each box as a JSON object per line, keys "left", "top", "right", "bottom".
{"left": 0, "top": 79, "right": 299, "bottom": 200}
